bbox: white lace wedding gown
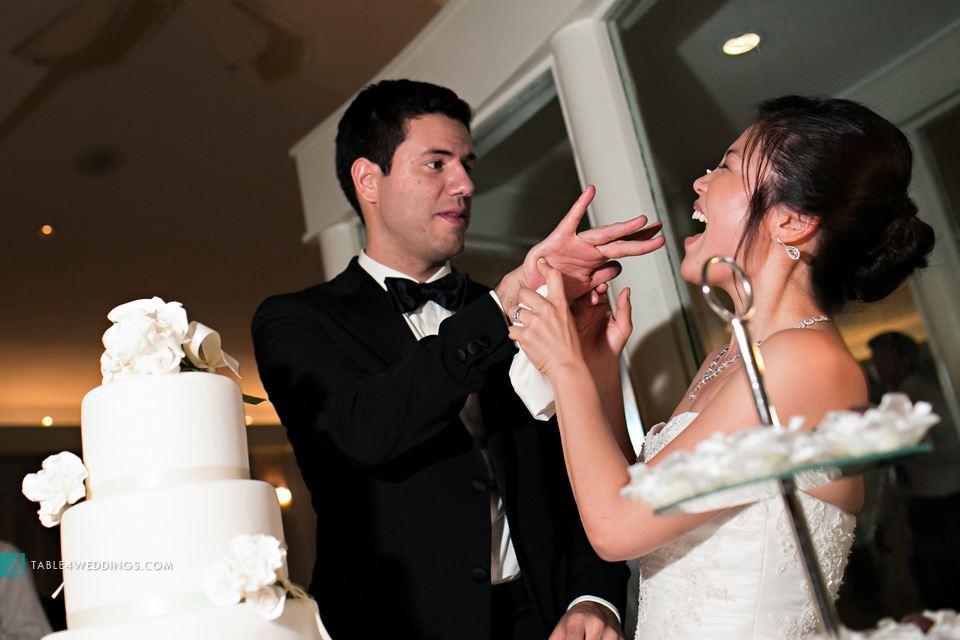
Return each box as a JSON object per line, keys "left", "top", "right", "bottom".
{"left": 634, "top": 412, "right": 856, "bottom": 640}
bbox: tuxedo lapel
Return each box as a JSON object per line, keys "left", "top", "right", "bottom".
{"left": 319, "top": 259, "right": 418, "bottom": 364}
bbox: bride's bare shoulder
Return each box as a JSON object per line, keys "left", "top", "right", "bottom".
{"left": 759, "top": 329, "right": 867, "bottom": 415}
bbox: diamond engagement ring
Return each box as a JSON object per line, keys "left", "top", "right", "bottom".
{"left": 511, "top": 307, "right": 521, "bottom": 322}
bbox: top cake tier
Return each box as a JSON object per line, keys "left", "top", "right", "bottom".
{"left": 80, "top": 372, "right": 250, "bottom": 498}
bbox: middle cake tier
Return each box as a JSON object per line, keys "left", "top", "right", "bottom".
{"left": 59, "top": 479, "right": 285, "bottom": 625}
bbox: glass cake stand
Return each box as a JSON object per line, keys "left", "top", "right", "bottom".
{"left": 678, "top": 257, "right": 936, "bottom": 640}
{"left": 652, "top": 443, "right": 932, "bottom": 517}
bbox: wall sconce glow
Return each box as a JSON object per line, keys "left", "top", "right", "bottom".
{"left": 40, "top": 225, "right": 54, "bottom": 236}
{"left": 723, "top": 32, "right": 761, "bottom": 55}
{"left": 244, "top": 415, "right": 253, "bottom": 426}
{"left": 41, "top": 416, "right": 54, "bottom": 427}
{"left": 275, "top": 486, "right": 292, "bottom": 506}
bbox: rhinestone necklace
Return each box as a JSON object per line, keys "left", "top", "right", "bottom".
{"left": 687, "top": 315, "right": 830, "bottom": 400}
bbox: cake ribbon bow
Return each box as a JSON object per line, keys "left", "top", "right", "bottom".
{"left": 183, "top": 321, "right": 240, "bottom": 377}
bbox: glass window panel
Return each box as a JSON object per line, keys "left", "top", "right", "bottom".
{"left": 924, "top": 104, "right": 960, "bottom": 245}
{"left": 453, "top": 81, "right": 581, "bottom": 286}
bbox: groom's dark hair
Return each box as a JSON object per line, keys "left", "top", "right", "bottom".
{"left": 335, "top": 79, "right": 473, "bottom": 221}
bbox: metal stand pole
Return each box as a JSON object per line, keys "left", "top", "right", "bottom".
{"left": 702, "top": 257, "right": 842, "bottom": 639}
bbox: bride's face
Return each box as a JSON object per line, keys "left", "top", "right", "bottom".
{"left": 680, "top": 127, "right": 761, "bottom": 288}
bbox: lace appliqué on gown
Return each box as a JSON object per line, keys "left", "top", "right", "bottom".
{"left": 640, "top": 412, "right": 697, "bottom": 462}
{"left": 637, "top": 520, "right": 735, "bottom": 639}
{"left": 772, "top": 494, "right": 855, "bottom": 639}
{"left": 637, "top": 412, "right": 731, "bottom": 639}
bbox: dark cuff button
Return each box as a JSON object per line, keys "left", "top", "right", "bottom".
{"left": 456, "top": 349, "right": 467, "bottom": 362}
{"left": 471, "top": 567, "right": 489, "bottom": 583}
{"left": 476, "top": 336, "right": 491, "bottom": 348}
{"left": 472, "top": 479, "right": 489, "bottom": 493}
{"left": 467, "top": 341, "right": 481, "bottom": 356}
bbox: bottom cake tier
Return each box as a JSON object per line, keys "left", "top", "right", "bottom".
{"left": 44, "top": 596, "right": 330, "bottom": 640}
{"left": 59, "top": 478, "right": 286, "bottom": 622}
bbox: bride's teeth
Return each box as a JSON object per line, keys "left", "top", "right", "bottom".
{"left": 691, "top": 211, "right": 707, "bottom": 223}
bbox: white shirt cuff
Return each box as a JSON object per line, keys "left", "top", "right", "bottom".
{"left": 508, "top": 352, "right": 555, "bottom": 420}
{"left": 567, "top": 595, "right": 622, "bottom": 625}
{"left": 494, "top": 285, "right": 556, "bottom": 421}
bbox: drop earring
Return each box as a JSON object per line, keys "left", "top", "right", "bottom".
{"left": 777, "top": 237, "right": 801, "bottom": 261}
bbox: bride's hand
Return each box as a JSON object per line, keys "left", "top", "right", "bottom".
{"left": 571, "top": 279, "right": 633, "bottom": 371}
{"left": 508, "top": 259, "right": 584, "bottom": 377}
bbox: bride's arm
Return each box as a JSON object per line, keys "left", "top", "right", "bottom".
{"left": 510, "top": 262, "right": 723, "bottom": 561}
{"left": 567, "top": 284, "right": 634, "bottom": 463}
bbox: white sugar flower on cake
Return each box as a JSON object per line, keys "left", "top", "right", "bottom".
{"left": 100, "top": 297, "right": 189, "bottom": 382}
{"left": 203, "top": 534, "right": 291, "bottom": 620}
{"left": 21, "top": 452, "right": 88, "bottom": 527}
{"left": 621, "top": 393, "right": 940, "bottom": 510}
{"left": 99, "top": 297, "right": 239, "bottom": 384}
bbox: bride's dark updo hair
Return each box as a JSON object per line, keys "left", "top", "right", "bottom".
{"left": 739, "top": 95, "right": 934, "bottom": 313}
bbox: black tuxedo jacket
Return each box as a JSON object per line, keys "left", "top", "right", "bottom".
{"left": 252, "top": 258, "right": 627, "bottom": 639}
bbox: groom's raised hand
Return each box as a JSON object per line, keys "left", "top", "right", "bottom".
{"left": 524, "top": 185, "right": 663, "bottom": 297}
{"left": 495, "top": 186, "right": 663, "bottom": 310}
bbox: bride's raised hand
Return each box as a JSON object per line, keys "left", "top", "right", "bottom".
{"left": 508, "top": 259, "right": 584, "bottom": 377}
{"left": 571, "top": 281, "right": 633, "bottom": 372}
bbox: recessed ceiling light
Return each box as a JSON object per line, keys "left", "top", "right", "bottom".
{"left": 245, "top": 415, "right": 253, "bottom": 426}
{"left": 39, "top": 224, "right": 54, "bottom": 237}
{"left": 275, "top": 486, "right": 292, "bottom": 506}
{"left": 42, "top": 416, "right": 54, "bottom": 427}
{"left": 723, "top": 32, "right": 761, "bottom": 55}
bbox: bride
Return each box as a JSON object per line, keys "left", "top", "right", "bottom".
{"left": 510, "top": 96, "right": 935, "bottom": 639}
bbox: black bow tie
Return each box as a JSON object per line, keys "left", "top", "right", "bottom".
{"left": 384, "top": 272, "right": 469, "bottom": 313}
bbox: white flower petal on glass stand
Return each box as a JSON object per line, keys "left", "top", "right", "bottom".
{"left": 925, "top": 609, "right": 960, "bottom": 639}
{"left": 621, "top": 393, "right": 940, "bottom": 511}
{"left": 203, "top": 563, "right": 243, "bottom": 606}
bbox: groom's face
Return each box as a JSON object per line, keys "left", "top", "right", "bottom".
{"left": 371, "top": 114, "right": 476, "bottom": 272}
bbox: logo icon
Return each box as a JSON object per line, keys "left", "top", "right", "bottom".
{"left": 0, "top": 552, "right": 26, "bottom": 578}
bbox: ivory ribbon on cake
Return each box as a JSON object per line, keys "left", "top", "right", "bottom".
{"left": 183, "top": 321, "right": 240, "bottom": 376}
{"left": 68, "top": 592, "right": 212, "bottom": 628}
{"left": 90, "top": 466, "right": 248, "bottom": 499}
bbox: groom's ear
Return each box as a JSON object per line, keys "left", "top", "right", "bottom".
{"left": 351, "top": 158, "right": 382, "bottom": 206}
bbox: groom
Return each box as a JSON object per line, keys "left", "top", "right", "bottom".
{"left": 253, "top": 79, "right": 659, "bottom": 639}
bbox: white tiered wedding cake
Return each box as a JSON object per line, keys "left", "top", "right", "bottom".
{"left": 23, "top": 298, "right": 330, "bottom": 640}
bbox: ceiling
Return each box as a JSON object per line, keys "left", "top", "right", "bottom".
{"left": 0, "top": 0, "right": 447, "bottom": 428}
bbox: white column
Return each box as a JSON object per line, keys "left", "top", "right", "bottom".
{"left": 551, "top": 18, "right": 696, "bottom": 426}
{"left": 317, "top": 215, "right": 362, "bottom": 281}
